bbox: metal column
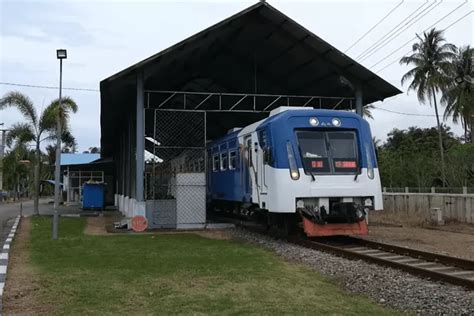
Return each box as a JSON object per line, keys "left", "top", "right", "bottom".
{"left": 0, "top": 130, "right": 5, "bottom": 191}
{"left": 355, "top": 85, "right": 363, "bottom": 117}
{"left": 136, "top": 71, "right": 145, "bottom": 201}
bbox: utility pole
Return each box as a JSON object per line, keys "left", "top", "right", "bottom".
{"left": 55, "top": 49, "right": 67, "bottom": 210}
{"left": 0, "top": 126, "right": 7, "bottom": 192}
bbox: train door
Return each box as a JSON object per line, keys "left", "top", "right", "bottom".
{"left": 243, "top": 135, "right": 252, "bottom": 202}
{"left": 256, "top": 135, "right": 267, "bottom": 195}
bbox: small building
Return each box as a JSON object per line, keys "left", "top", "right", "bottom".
{"left": 60, "top": 153, "right": 114, "bottom": 206}
{"left": 99, "top": 2, "right": 401, "bottom": 228}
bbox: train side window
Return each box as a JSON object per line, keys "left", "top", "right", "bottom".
{"left": 229, "top": 151, "right": 237, "bottom": 170}
{"left": 220, "top": 152, "right": 228, "bottom": 170}
{"left": 212, "top": 154, "right": 219, "bottom": 172}
{"left": 263, "top": 147, "right": 272, "bottom": 165}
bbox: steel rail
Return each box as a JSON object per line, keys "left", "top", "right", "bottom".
{"left": 290, "top": 237, "right": 474, "bottom": 290}
{"left": 209, "top": 213, "right": 474, "bottom": 290}
{"left": 347, "top": 237, "right": 474, "bottom": 270}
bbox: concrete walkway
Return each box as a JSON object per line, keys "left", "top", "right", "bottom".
{"left": 0, "top": 198, "right": 83, "bottom": 246}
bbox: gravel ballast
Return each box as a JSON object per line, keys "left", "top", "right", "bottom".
{"left": 228, "top": 228, "right": 474, "bottom": 315}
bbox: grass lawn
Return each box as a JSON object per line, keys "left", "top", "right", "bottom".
{"left": 26, "top": 217, "right": 394, "bottom": 315}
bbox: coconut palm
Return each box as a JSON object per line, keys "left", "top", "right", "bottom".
{"left": 399, "top": 28, "right": 456, "bottom": 186}
{"left": 363, "top": 104, "right": 375, "bottom": 120}
{"left": 0, "top": 91, "right": 78, "bottom": 214}
{"left": 441, "top": 45, "right": 474, "bottom": 143}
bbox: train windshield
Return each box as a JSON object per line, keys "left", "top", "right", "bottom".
{"left": 296, "top": 130, "right": 358, "bottom": 174}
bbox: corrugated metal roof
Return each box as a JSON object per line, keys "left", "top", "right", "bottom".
{"left": 100, "top": 1, "right": 401, "bottom": 156}
{"left": 60, "top": 153, "right": 100, "bottom": 166}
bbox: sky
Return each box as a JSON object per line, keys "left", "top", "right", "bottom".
{"left": 1, "top": 0, "right": 473, "bottom": 152}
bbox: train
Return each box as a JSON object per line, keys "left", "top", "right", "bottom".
{"left": 207, "top": 106, "right": 382, "bottom": 237}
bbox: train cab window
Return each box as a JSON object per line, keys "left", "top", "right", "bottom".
{"left": 229, "top": 151, "right": 237, "bottom": 170}
{"left": 220, "top": 152, "right": 228, "bottom": 170}
{"left": 296, "top": 131, "right": 330, "bottom": 173}
{"left": 296, "top": 130, "right": 358, "bottom": 174}
{"left": 212, "top": 154, "right": 219, "bottom": 172}
{"left": 328, "top": 132, "right": 358, "bottom": 173}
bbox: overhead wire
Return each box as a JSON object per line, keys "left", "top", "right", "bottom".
{"left": 355, "top": 0, "right": 430, "bottom": 60}
{"left": 374, "top": 8, "right": 473, "bottom": 73}
{"left": 358, "top": 0, "right": 444, "bottom": 62}
{"left": 371, "top": 106, "right": 454, "bottom": 117}
{"left": 344, "top": 0, "right": 405, "bottom": 53}
{"left": 0, "top": 82, "right": 99, "bottom": 92}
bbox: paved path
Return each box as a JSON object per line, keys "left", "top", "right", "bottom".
{"left": 0, "top": 198, "right": 81, "bottom": 246}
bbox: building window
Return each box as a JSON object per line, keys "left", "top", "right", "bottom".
{"left": 213, "top": 154, "right": 219, "bottom": 172}
{"left": 229, "top": 151, "right": 237, "bottom": 170}
{"left": 220, "top": 152, "right": 228, "bottom": 171}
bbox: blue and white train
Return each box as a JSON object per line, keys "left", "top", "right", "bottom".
{"left": 207, "top": 107, "right": 382, "bottom": 236}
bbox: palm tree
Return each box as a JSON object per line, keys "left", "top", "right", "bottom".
{"left": 363, "top": 104, "right": 375, "bottom": 119}
{"left": 400, "top": 28, "right": 456, "bottom": 186}
{"left": 0, "top": 91, "right": 78, "bottom": 214}
{"left": 441, "top": 45, "right": 474, "bottom": 143}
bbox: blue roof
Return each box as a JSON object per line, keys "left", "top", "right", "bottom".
{"left": 60, "top": 153, "right": 100, "bottom": 166}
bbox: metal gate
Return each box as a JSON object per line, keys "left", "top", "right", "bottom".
{"left": 145, "top": 109, "right": 206, "bottom": 228}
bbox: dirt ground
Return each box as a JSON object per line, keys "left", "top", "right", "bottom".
{"left": 84, "top": 216, "right": 108, "bottom": 235}
{"left": 4, "top": 217, "right": 54, "bottom": 316}
{"left": 84, "top": 216, "right": 232, "bottom": 240}
{"left": 365, "top": 223, "right": 474, "bottom": 260}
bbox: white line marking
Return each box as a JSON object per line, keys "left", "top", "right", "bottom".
{"left": 5, "top": 238, "right": 12, "bottom": 243}
{"left": 0, "top": 266, "right": 7, "bottom": 274}
{"left": 3, "top": 245, "right": 9, "bottom": 250}
{"left": 0, "top": 253, "right": 8, "bottom": 260}
{"left": 0, "top": 282, "right": 4, "bottom": 296}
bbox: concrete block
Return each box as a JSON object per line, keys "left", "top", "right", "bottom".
{"left": 430, "top": 207, "right": 444, "bottom": 225}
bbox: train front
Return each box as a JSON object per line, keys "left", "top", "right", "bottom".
{"left": 260, "top": 109, "right": 382, "bottom": 237}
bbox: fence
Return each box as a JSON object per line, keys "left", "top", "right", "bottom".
{"left": 144, "top": 109, "right": 207, "bottom": 229}
{"left": 383, "top": 187, "right": 474, "bottom": 194}
{"left": 381, "top": 191, "right": 474, "bottom": 224}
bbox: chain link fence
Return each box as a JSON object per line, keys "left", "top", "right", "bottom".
{"left": 145, "top": 110, "right": 206, "bottom": 229}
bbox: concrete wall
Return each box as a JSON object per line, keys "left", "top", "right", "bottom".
{"left": 382, "top": 193, "right": 474, "bottom": 224}
{"left": 114, "top": 194, "right": 146, "bottom": 218}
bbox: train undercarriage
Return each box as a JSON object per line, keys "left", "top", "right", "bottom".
{"left": 208, "top": 198, "right": 370, "bottom": 237}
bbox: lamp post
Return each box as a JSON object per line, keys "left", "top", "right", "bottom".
{"left": 54, "top": 49, "right": 67, "bottom": 210}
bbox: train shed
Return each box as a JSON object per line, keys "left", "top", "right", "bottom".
{"left": 100, "top": 1, "right": 401, "bottom": 228}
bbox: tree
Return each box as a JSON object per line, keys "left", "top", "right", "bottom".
{"left": 363, "top": 104, "right": 375, "bottom": 120}
{"left": 441, "top": 45, "right": 474, "bottom": 143}
{"left": 0, "top": 91, "right": 78, "bottom": 214}
{"left": 378, "top": 126, "right": 459, "bottom": 188}
{"left": 2, "top": 144, "right": 33, "bottom": 199}
{"left": 400, "top": 28, "right": 456, "bottom": 186}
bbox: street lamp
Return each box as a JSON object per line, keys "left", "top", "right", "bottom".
{"left": 54, "top": 49, "right": 67, "bottom": 210}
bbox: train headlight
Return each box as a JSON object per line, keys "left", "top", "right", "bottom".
{"left": 286, "top": 141, "right": 300, "bottom": 181}
{"left": 309, "top": 117, "right": 319, "bottom": 126}
{"left": 296, "top": 200, "right": 305, "bottom": 208}
{"left": 291, "top": 170, "right": 300, "bottom": 180}
{"left": 331, "top": 118, "right": 341, "bottom": 127}
{"left": 367, "top": 168, "right": 374, "bottom": 179}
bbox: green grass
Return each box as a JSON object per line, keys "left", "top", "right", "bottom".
{"left": 29, "top": 217, "right": 395, "bottom": 315}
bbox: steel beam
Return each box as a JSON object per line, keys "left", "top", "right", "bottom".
{"left": 355, "top": 85, "right": 363, "bottom": 116}
{"left": 136, "top": 71, "right": 145, "bottom": 201}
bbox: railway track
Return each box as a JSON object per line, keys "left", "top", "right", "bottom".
{"left": 292, "top": 236, "right": 474, "bottom": 290}
{"left": 210, "top": 213, "right": 474, "bottom": 289}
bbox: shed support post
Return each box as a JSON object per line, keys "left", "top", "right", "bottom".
{"left": 136, "top": 71, "right": 145, "bottom": 203}
{"left": 355, "top": 85, "right": 363, "bottom": 117}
